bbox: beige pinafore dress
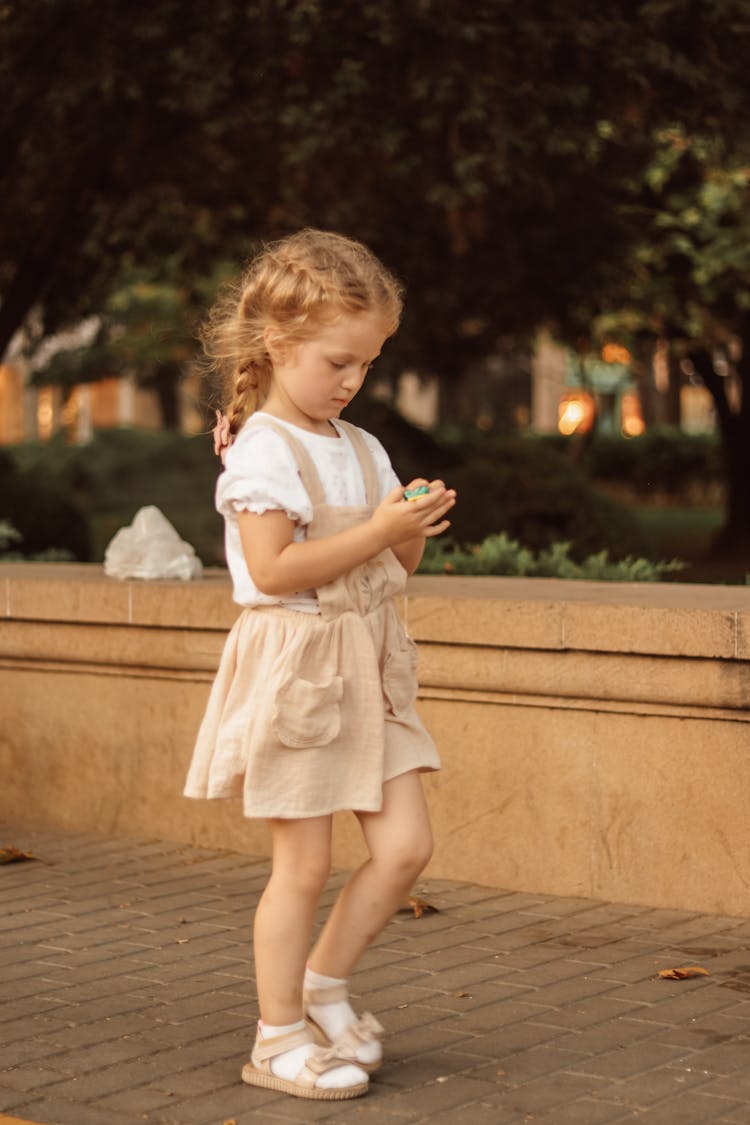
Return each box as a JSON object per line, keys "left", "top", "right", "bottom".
{"left": 183, "top": 416, "right": 440, "bottom": 819}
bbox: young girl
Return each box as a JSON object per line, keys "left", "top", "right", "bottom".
{"left": 184, "top": 229, "right": 456, "bottom": 1102}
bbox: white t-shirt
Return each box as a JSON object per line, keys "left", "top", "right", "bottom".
{"left": 216, "top": 413, "right": 401, "bottom": 612}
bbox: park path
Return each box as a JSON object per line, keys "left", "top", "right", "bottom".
{"left": 1, "top": 823, "right": 750, "bottom": 1124}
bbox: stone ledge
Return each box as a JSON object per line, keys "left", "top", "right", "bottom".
{"left": 3, "top": 620, "right": 749, "bottom": 719}
{"left": 3, "top": 563, "right": 750, "bottom": 659}
{"left": 2, "top": 562, "right": 750, "bottom": 916}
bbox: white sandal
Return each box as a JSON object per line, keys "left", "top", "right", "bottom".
{"left": 304, "top": 981, "right": 384, "bottom": 1072}
{"left": 241, "top": 1024, "right": 369, "bottom": 1101}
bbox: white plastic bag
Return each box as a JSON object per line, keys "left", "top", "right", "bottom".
{"left": 103, "top": 506, "right": 203, "bottom": 581}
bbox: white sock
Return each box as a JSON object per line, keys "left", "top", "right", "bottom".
{"left": 304, "top": 967, "right": 382, "bottom": 1066}
{"left": 258, "top": 1018, "right": 366, "bottom": 1090}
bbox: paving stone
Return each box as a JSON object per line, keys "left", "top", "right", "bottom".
{"left": 570, "top": 1039, "right": 692, "bottom": 1080}
{"left": 0, "top": 1065, "right": 68, "bottom": 1092}
{"left": 382, "top": 1022, "right": 475, "bottom": 1063}
{"left": 441, "top": 996, "right": 553, "bottom": 1033}
{"left": 359, "top": 1074, "right": 502, "bottom": 1117}
{"left": 627, "top": 1089, "right": 745, "bottom": 1123}
{"left": 11, "top": 1096, "right": 134, "bottom": 1124}
{"left": 394, "top": 944, "right": 501, "bottom": 973}
{"left": 552, "top": 1015, "right": 665, "bottom": 1057}
{"left": 488, "top": 1070, "right": 614, "bottom": 1114}
{"left": 30, "top": 1058, "right": 164, "bottom": 1102}
{"left": 589, "top": 1061, "right": 719, "bottom": 1110}
{"left": 3, "top": 820, "right": 750, "bottom": 1125}
{"left": 531, "top": 995, "right": 655, "bottom": 1030}
{"left": 451, "top": 1019, "right": 566, "bottom": 1061}
{"left": 619, "top": 983, "right": 742, "bottom": 1024}
{"left": 154, "top": 1081, "right": 282, "bottom": 1124}
{"left": 407, "top": 978, "right": 535, "bottom": 1016}
{"left": 0, "top": 1014, "right": 74, "bottom": 1042}
{"left": 31, "top": 1013, "right": 165, "bottom": 1049}
{"left": 473, "top": 1042, "right": 597, "bottom": 1086}
{"left": 722, "top": 1108, "right": 750, "bottom": 1124}
{"left": 521, "top": 1097, "right": 635, "bottom": 1124}
{"left": 38, "top": 1035, "right": 165, "bottom": 1076}
{"left": 692, "top": 1071, "right": 750, "bottom": 1100}
{"left": 426, "top": 1100, "right": 526, "bottom": 1123}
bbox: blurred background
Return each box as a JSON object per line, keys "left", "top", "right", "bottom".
{"left": 2, "top": 0, "right": 749, "bottom": 581}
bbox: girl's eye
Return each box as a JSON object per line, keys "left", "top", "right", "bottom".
{"left": 329, "top": 360, "right": 346, "bottom": 371}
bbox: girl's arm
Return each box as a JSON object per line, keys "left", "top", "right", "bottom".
{"left": 390, "top": 535, "right": 427, "bottom": 576}
{"left": 238, "top": 482, "right": 455, "bottom": 597}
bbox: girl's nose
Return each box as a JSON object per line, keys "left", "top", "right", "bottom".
{"left": 342, "top": 368, "right": 366, "bottom": 391}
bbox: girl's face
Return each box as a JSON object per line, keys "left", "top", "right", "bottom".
{"left": 262, "top": 309, "right": 389, "bottom": 434}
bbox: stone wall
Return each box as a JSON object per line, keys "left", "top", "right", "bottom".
{"left": 1, "top": 563, "right": 749, "bottom": 915}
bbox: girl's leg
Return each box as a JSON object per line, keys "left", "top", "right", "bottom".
{"left": 254, "top": 815, "right": 332, "bottom": 1025}
{"left": 308, "top": 769, "right": 433, "bottom": 980}
{"left": 249, "top": 814, "right": 369, "bottom": 1094}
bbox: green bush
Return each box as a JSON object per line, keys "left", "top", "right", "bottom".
{"left": 429, "top": 424, "right": 724, "bottom": 498}
{"left": 577, "top": 430, "right": 723, "bottom": 495}
{"left": 7, "top": 419, "right": 715, "bottom": 572}
{"left": 446, "top": 439, "right": 650, "bottom": 560}
{"left": 419, "top": 533, "right": 684, "bottom": 582}
{"left": 7, "top": 428, "right": 223, "bottom": 564}
{"left": 0, "top": 448, "right": 92, "bottom": 560}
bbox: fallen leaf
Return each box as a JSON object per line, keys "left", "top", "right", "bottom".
{"left": 658, "top": 965, "right": 710, "bottom": 980}
{"left": 454, "top": 990, "right": 471, "bottom": 998}
{"left": 403, "top": 895, "right": 440, "bottom": 919}
{"left": 0, "top": 844, "right": 36, "bottom": 864}
{"left": 223, "top": 1119, "right": 238, "bottom": 1125}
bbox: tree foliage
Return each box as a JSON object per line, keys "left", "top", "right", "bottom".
{"left": 3, "top": 0, "right": 750, "bottom": 540}
{"left": 4, "top": 1, "right": 750, "bottom": 359}
{"left": 587, "top": 126, "right": 750, "bottom": 547}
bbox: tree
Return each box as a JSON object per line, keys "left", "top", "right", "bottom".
{"left": 4, "top": 1, "right": 748, "bottom": 357}
{"left": 587, "top": 128, "right": 750, "bottom": 551}
{"left": 4, "top": 1, "right": 750, "bottom": 537}
{"left": 33, "top": 262, "right": 230, "bottom": 428}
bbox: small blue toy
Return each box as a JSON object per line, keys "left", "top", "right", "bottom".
{"left": 403, "top": 485, "right": 430, "bottom": 501}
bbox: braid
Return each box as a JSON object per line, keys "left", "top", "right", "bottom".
{"left": 200, "top": 229, "right": 403, "bottom": 433}
{"left": 226, "top": 365, "right": 259, "bottom": 436}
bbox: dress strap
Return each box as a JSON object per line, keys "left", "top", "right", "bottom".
{"left": 246, "top": 415, "right": 382, "bottom": 508}
{"left": 246, "top": 416, "right": 326, "bottom": 506}
{"left": 334, "top": 419, "right": 380, "bottom": 505}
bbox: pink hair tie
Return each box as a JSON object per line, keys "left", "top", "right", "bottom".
{"left": 213, "top": 410, "right": 234, "bottom": 465}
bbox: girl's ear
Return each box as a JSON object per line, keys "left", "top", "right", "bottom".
{"left": 263, "top": 326, "right": 289, "bottom": 365}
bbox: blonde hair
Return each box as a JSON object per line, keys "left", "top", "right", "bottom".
{"left": 202, "top": 229, "right": 404, "bottom": 435}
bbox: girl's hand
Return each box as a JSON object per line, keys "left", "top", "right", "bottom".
{"left": 213, "top": 410, "right": 234, "bottom": 465}
{"left": 371, "top": 479, "right": 456, "bottom": 546}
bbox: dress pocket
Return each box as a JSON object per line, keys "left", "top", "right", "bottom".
{"left": 273, "top": 673, "right": 344, "bottom": 749}
{"left": 382, "top": 636, "right": 419, "bottom": 717}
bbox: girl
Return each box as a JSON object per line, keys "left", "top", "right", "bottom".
{"left": 184, "top": 229, "right": 456, "bottom": 1102}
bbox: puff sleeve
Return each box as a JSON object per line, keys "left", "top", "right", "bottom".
{"left": 215, "top": 427, "right": 313, "bottom": 526}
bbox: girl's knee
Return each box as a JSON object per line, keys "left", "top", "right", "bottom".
{"left": 272, "top": 844, "right": 331, "bottom": 899}
{"left": 411, "top": 827, "right": 434, "bottom": 874}
{"left": 286, "top": 854, "right": 331, "bottom": 898}
{"left": 380, "top": 826, "right": 433, "bottom": 882}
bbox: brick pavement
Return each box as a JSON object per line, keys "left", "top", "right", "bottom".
{"left": 1, "top": 824, "right": 750, "bottom": 1125}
